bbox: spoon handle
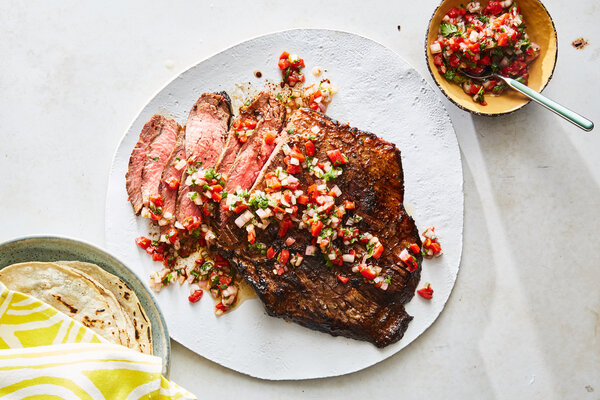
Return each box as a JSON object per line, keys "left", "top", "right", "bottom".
{"left": 501, "top": 76, "right": 594, "bottom": 131}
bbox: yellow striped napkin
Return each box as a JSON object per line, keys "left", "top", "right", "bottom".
{"left": 0, "top": 282, "right": 196, "bottom": 399}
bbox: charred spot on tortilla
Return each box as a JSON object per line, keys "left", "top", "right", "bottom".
{"left": 52, "top": 294, "right": 78, "bottom": 314}
{"left": 95, "top": 308, "right": 106, "bottom": 314}
{"left": 135, "top": 329, "right": 140, "bottom": 340}
{"left": 147, "top": 326, "right": 151, "bottom": 340}
{"left": 138, "top": 303, "right": 148, "bottom": 322}
{"left": 123, "top": 291, "right": 131, "bottom": 300}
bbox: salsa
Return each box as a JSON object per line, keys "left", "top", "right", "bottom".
{"left": 429, "top": 1, "right": 540, "bottom": 105}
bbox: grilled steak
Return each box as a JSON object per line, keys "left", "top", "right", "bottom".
{"left": 219, "top": 92, "right": 286, "bottom": 227}
{"left": 175, "top": 92, "right": 231, "bottom": 224}
{"left": 215, "top": 108, "right": 422, "bottom": 347}
{"left": 158, "top": 127, "right": 186, "bottom": 225}
{"left": 126, "top": 115, "right": 179, "bottom": 214}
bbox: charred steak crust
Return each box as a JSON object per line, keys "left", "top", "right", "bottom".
{"left": 216, "top": 108, "right": 422, "bottom": 347}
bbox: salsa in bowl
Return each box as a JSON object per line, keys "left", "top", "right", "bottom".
{"left": 425, "top": 0, "right": 557, "bottom": 115}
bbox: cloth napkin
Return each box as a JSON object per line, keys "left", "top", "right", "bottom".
{"left": 0, "top": 282, "right": 196, "bottom": 399}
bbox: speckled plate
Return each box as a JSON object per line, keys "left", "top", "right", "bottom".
{"left": 106, "top": 29, "right": 464, "bottom": 380}
{"left": 425, "top": 0, "right": 558, "bottom": 115}
{"left": 0, "top": 236, "right": 171, "bottom": 376}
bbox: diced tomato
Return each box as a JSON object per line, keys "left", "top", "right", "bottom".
{"left": 285, "top": 180, "right": 300, "bottom": 190}
{"left": 290, "top": 146, "right": 305, "bottom": 162}
{"left": 337, "top": 275, "right": 350, "bottom": 284}
{"left": 266, "top": 176, "right": 282, "bottom": 191}
{"left": 202, "top": 204, "right": 212, "bottom": 216}
{"left": 409, "top": 243, "right": 420, "bottom": 253}
{"left": 135, "top": 237, "right": 151, "bottom": 249}
{"left": 183, "top": 215, "right": 202, "bottom": 232}
{"left": 326, "top": 149, "right": 348, "bottom": 166}
{"left": 469, "top": 84, "right": 482, "bottom": 95}
{"left": 286, "top": 163, "right": 301, "bottom": 174}
{"left": 468, "top": 42, "right": 480, "bottom": 53}
{"left": 359, "top": 265, "right": 376, "bottom": 280}
{"left": 449, "top": 53, "right": 461, "bottom": 67}
{"left": 238, "top": 134, "right": 248, "bottom": 143}
{"left": 248, "top": 230, "right": 256, "bottom": 244}
{"left": 145, "top": 245, "right": 155, "bottom": 255}
{"left": 483, "top": 1, "right": 503, "bottom": 15}
{"left": 276, "top": 267, "right": 285, "bottom": 275}
{"left": 152, "top": 252, "right": 164, "bottom": 262}
{"left": 497, "top": 32, "right": 509, "bottom": 47}
{"left": 233, "top": 204, "right": 248, "bottom": 213}
{"left": 278, "top": 249, "right": 290, "bottom": 265}
{"left": 215, "top": 302, "right": 229, "bottom": 312}
{"left": 371, "top": 243, "right": 384, "bottom": 259}
{"left": 417, "top": 284, "right": 434, "bottom": 299}
{"left": 309, "top": 103, "right": 319, "bottom": 111}
{"left": 280, "top": 51, "right": 289, "bottom": 60}
{"left": 344, "top": 200, "right": 355, "bottom": 210}
{"left": 266, "top": 246, "right": 276, "bottom": 260}
{"left": 278, "top": 58, "right": 289, "bottom": 70}
{"left": 311, "top": 220, "right": 323, "bottom": 237}
{"left": 164, "top": 177, "right": 180, "bottom": 190}
{"left": 446, "top": 6, "right": 461, "bottom": 18}
{"left": 211, "top": 184, "right": 223, "bottom": 193}
{"left": 430, "top": 242, "right": 442, "bottom": 254}
{"left": 219, "top": 275, "right": 233, "bottom": 287}
{"left": 148, "top": 209, "right": 162, "bottom": 221}
{"left": 479, "top": 54, "right": 491, "bottom": 66}
{"left": 148, "top": 195, "right": 163, "bottom": 207}
{"left": 433, "top": 53, "right": 443, "bottom": 67}
{"left": 278, "top": 216, "right": 294, "bottom": 238}
{"left": 244, "top": 120, "right": 257, "bottom": 129}
{"left": 166, "top": 228, "right": 178, "bottom": 244}
{"left": 297, "top": 194, "right": 309, "bottom": 205}
{"left": 188, "top": 289, "right": 203, "bottom": 303}
{"left": 304, "top": 140, "right": 316, "bottom": 156}
{"left": 211, "top": 191, "right": 222, "bottom": 202}
{"left": 232, "top": 119, "right": 242, "bottom": 130}
{"left": 264, "top": 131, "right": 276, "bottom": 145}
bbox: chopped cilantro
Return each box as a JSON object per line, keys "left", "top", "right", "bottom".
{"left": 249, "top": 194, "right": 270, "bottom": 210}
{"left": 287, "top": 129, "right": 295, "bottom": 134}
{"left": 323, "top": 166, "right": 342, "bottom": 182}
{"left": 444, "top": 69, "right": 456, "bottom": 81}
{"left": 152, "top": 157, "right": 159, "bottom": 161}
{"left": 477, "top": 15, "right": 489, "bottom": 23}
{"left": 440, "top": 22, "right": 459, "bottom": 37}
{"left": 186, "top": 165, "right": 198, "bottom": 175}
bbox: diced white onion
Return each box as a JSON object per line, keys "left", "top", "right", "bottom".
{"left": 285, "top": 237, "right": 296, "bottom": 246}
{"left": 311, "top": 126, "right": 320, "bottom": 134}
{"left": 429, "top": 42, "right": 442, "bottom": 54}
{"left": 331, "top": 185, "right": 342, "bottom": 197}
{"left": 174, "top": 221, "right": 184, "bottom": 229}
{"left": 235, "top": 210, "right": 254, "bottom": 228}
{"left": 342, "top": 254, "right": 355, "bottom": 263}
{"left": 290, "top": 157, "right": 300, "bottom": 165}
{"left": 173, "top": 159, "right": 187, "bottom": 170}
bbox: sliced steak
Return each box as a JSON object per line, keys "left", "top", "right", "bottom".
{"left": 216, "top": 93, "right": 275, "bottom": 179}
{"left": 217, "top": 108, "right": 422, "bottom": 347}
{"left": 175, "top": 92, "right": 231, "bottom": 224}
{"left": 158, "top": 127, "right": 186, "bottom": 226}
{"left": 140, "top": 118, "right": 180, "bottom": 208}
{"left": 218, "top": 92, "right": 286, "bottom": 228}
{"left": 126, "top": 115, "right": 179, "bottom": 214}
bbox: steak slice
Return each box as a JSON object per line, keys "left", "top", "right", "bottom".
{"left": 217, "top": 108, "right": 422, "bottom": 347}
{"left": 175, "top": 92, "right": 231, "bottom": 224}
{"left": 158, "top": 127, "right": 186, "bottom": 226}
{"left": 218, "top": 93, "right": 286, "bottom": 228}
{"left": 126, "top": 115, "right": 175, "bottom": 214}
{"left": 140, "top": 118, "right": 180, "bottom": 208}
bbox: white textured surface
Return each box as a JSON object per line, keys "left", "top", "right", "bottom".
{"left": 1, "top": 0, "right": 599, "bottom": 398}
{"left": 104, "top": 29, "right": 463, "bottom": 380}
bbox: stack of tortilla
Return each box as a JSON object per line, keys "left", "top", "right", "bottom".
{"left": 0, "top": 261, "right": 152, "bottom": 354}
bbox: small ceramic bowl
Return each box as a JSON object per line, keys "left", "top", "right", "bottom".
{"left": 425, "top": 0, "right": 558, "bottom": 115}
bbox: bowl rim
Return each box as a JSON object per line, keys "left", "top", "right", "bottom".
{"left": 0, "top": 234, "right": 171, "bottom": 376}
{"left": 424, "top": 0, "right": 559, "bottom": 117}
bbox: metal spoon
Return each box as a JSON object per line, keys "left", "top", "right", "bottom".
{"left": 461, "top": 69, "right": 594, "bottom": 132}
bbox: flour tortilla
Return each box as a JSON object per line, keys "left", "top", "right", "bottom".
{"left": 0, "top": 262, "right": 121, "bottom": 344}
{"left": 55, "top": 261, "right": 139, "bottom": 351}
{"left": 57, "top": 260, "right": 153, "bottom": 355}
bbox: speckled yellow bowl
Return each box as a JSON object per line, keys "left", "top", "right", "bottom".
{"left": 425, "top": 0, "right": 558, "bottom": 115}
